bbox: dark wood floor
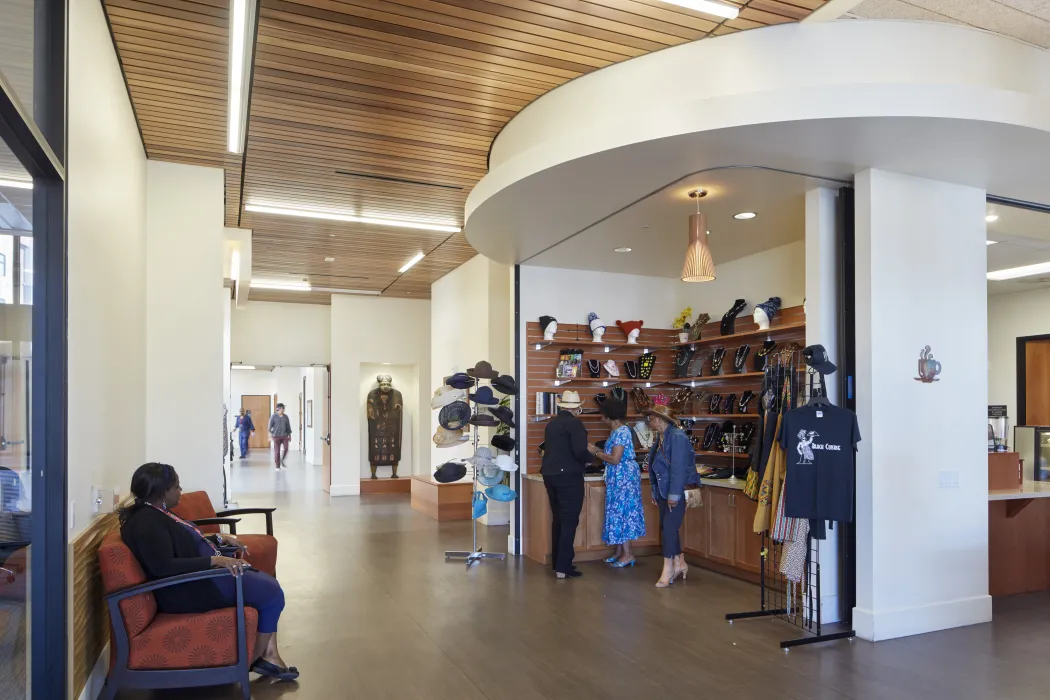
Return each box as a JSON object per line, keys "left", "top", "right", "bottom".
{"left": 120, "top": 454, "right": 1050, "bottom": 700}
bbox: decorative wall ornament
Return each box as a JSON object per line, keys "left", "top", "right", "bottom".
{"left": 915, "top": 345, "right": 942, "bottom": 383}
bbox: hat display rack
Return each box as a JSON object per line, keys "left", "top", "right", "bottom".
{"left": 442, "top": 361, "right": 516, "bottom": 567}
{"left": 524, "top": 306, "right": 807, "bottom": 475}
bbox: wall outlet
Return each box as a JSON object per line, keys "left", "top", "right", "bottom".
{"left": 938, "top": 470, "right": 960, "bottom": 489}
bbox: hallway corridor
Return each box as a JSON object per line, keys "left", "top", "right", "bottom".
{"left": 115, "top": 454, "right": 1050, "bottom": 700}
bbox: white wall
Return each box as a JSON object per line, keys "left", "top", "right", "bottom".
{"left": 145, "top": 161, "right": 225, "bottom": 506}
{"left": 675, "top": 240, "right": 805, "bottom": 318}
{"left": 330, "top": 295, "right": 430, "bottom": 495}
{"left": 231, "top": 300, "right": 330, "bottom": 365}
{"left": 988, "top": 287, "right": 1050, "bottom": 428}
{"left": 302, "top": 367, "right": 327, "bottom": 464}
{"left": 359, "top": 363, "right": 417, "bottom": 478}
{"left": 222, "top": 291, "right": 232, "bottom": 501}
{"left": 853, "top": 169, "right": 990, "bottom": 641}
{"left": 67, "top": 0, "right": 147, "bottom": 535}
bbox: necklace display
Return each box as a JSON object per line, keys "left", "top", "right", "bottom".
{"left": 711, "top": 347, "right": 726, "bottom": 373}
{"left": 587, "top": 359, "right": 601, "bottom": 378}
{"left": 734, "top": 344, "right": 751, "bottom": 373}
{"left": 720, "top": 298, "right": 748, "bottom": 336}
{"left": 739, "top": 390, "right": 755, "bottom": 413}
{"left": 674, "top": 348, "right": 694, "bottom": 379}
{"left": 638, "top": 353, "right": 656, "bottom": 380}
{"left": 708, "top": 393, "right": 722, "bottom": 414}
{"left": 722, "top": 393, "right": 736, "bottom": 415}
{"left": 624, "top": 360, "right": 639, "bottom": 379}
{"left": 754, "top": 340, "right": 776, "bottom": 371}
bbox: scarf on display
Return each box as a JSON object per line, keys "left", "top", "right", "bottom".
{"left": 147, "top": 502, "right": 221, "bottom": 556}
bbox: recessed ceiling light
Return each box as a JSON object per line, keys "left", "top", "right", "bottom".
{"left": 663, "top": 0, "right": 739, "bottom": 19}
{"left": 245, "top": 203, "right": 461, "bottom": 233}
{"left": 986, "top": 214, "right": 999, "bottom": 223}
{"left": 231, "top": 364, "right": 256, "bottom": 370}
{"left": 987, "top": 240, "right": 997, "bottom": 246}
{"left": 324, "top": 256, "right": 335, "bottom": 262}
{"left": 734, "top": 212, "right": 757, "bottom": 220}
{"left": 398, "top": 252, "right": 425, "bottom": 273}
{"left": 988, "top": 261, "right": 1050, "bottom": 281}
{"left": 251, "top": 279, "right": 311, "bottom": 291}
{"left": 0, "top": 178, "right": 33, "bottom": 190}
{"left": 614, "top": 247, "right": 632, "bottom": 253}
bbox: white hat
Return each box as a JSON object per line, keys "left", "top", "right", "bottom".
{"left": 557, "top": 390, "right": 583, "bottom": 408}
{"left": 431, "top": 385, "right": 466, "bottom": 410}
{"left": 495, "top": 454, "right": 518, "bottom": 472}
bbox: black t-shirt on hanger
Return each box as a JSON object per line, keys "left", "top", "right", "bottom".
{"left": 778, "top": 403, "right": 861, "bottom": 523}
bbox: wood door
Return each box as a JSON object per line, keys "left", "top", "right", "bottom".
{"left": 682, "top": 490, "right": 709, "bottom": 557}
{"left": 241, "top": 395, "right": 271, "bottom": 449}
{"left": 1025, "top": 339, "right": 1050, "bottom": 425}
{"left": 734, "top": 495, "right": 763, "bottom": 574}
{"left": 707, "top": 488, "right": 736, "bottom": 566}
{"left": 299, "top": 376, "right": 305, "bottom": 452}
{"left": 323, "top": 366, "right": 332, "bottom": 493}
{"left": 586, "top": 484, "right": 606, "bottom": 550}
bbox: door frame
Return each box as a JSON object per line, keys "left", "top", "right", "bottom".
{"left": 1016, "top": 333, "right": 1050, "bottom": 426}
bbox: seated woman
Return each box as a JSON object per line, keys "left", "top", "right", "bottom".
{"left": 119, "top": 462, "right": 297, "bottom": 681}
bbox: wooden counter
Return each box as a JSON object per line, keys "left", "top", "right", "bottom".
{"left": 410, "top": 476, "right": 472, "bottom": 521}
{"left": 989, "top": 478, "right": 1050, "bottom": 596}
{"left": 523, "top": 474, "right": 763, "bottom": 583}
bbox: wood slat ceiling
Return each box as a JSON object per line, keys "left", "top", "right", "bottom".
{"left": 104, "top": 0, "right": 828, "bottom": 302}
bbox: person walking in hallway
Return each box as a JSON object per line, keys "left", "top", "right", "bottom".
{"left": 541, "top": 390, "right": 590, "bottom": 579}
{"left": 269, "top": 403, "right": 292, "bottom": 470}
{"left": 236, "top": 408, "right": 255, "bottom": 459}
{"left": 644, "top": 404, "right": 699, "bottom": 588}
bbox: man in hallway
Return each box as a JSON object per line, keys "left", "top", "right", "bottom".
{"left": 541, "top": 390, "right": 590, "bottom": 579}
{"left": 237, "top": 408, "right": 255, "bottom": 459}
{"left": 269, "top": 403, "right": 293, "bottom": 470}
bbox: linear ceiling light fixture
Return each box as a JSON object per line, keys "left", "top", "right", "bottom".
{"left": 0, "top": 179, "right": 33, "bottom": 190}
{"left": 664, "top": 0, "right": 739, "bottom": 19}
{"left": 226, "top": 0, "right": 256, "bottom": 153}
{"left": 251, "top": 279, "right": 311, "bottom": 291}
{"left": 244, "top": 203, "right": 461, "bottom": 233}
{"left": 987, "top": 261, "right": 1050, "bottom": 281}
{"left": 398, "top": 252, "right": 425, "bottom": 273}
{"left": 231, "top": 364, "right": 256, "bottom": 370}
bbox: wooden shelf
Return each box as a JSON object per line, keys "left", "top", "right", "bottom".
{"left": 680, "top": 414, "right": 759, "bottom": 420}
{"left": 668, "top": 372, "right": 765, "bottom": 386}
{"left": 695, "top": 450, "right": 750, "bottom": 458}
{"left": 538, "top": 377, "right": 667, "bottom": 387}
{"left": 665, "top": 321, "right": 807, "bottom": 349}
{"left": 534, "top": 322, "right": 805, "bottom": 352}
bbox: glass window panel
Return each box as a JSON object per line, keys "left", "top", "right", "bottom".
{"left": 0, "top": 0, "right": 35, "bottom": 121}
{"left": 0, "top": 139, "right": 31, "bottom": 700}
{"left": 18, "top": 239, "right": 31, "bottom": 306}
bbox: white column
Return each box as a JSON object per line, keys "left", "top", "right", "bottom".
{"left": 853, "top": 169, "right": 990, "bottom": 641}
{"left": 805, "top": 185, "right": 842, "bottom": 623}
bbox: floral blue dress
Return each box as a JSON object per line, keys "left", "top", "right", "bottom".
{"left": 602, "top": 425, "right": 647, "bottom": 545}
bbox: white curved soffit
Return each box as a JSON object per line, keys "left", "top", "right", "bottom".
{"left": 464, "top": 20, "right": 1050, "bottom": 264}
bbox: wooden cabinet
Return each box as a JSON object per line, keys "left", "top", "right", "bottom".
{"left": 682, "top": 489, "right": 708, "bottom": 558}
{"left": 586, "top": 484, "right": 606, "bottom": 549}
{"left": 733, "top": 495, "right": 763, "bottom": 574}
{"left": 637, "top": 493, "right": 661, "bottom": 547}
{"left": 706, "top": 488, "right": 736, "bottom": 565}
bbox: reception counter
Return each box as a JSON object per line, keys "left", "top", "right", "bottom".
{"left": 987, "top": 452, "right": 1050, "bottom": 596}
{"left": 522, "top": 473, "right": 763, "bottom": 583}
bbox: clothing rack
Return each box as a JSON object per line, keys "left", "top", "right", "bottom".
{"left": 726, "top": 363, "right": 856, "bottom": 649}
{"left": 445, "top": 367, "right": 506, "bottom": 567}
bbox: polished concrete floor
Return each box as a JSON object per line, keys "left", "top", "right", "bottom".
{"left": 122, "top": 450, "right": 1050, "bottom": 699}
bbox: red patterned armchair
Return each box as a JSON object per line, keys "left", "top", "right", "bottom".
{"left": 97, "top": 531, "right": 257, "bottom": 700}
{"left": 171, "top": 491, "right": 278, "bottom": 577}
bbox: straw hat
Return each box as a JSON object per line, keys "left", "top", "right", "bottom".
{"left": 556, "top": 390, "right": 583, "bottom": 409}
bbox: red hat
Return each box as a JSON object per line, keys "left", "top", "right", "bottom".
{"left": 616, "top": 320, "right": 644, "bottom": 336}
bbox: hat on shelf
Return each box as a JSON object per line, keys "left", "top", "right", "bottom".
{"left": 755, "top": 296, "right": 782, "bottom": 320}
{"left": 433, "top": 426, "right": 469, "bottom": 448}
{"left": 472, "top": 491, "right": 488, "bottom": 519}
{"left": 446, "top": 372, "right": 475, "bottom": 390}
{"left": 492, "top": 375, "right": 517, "bottom": 395}
{"left": 616, "top": 320, "right": 644, "bottom": 337}
{"left": 587, "top": 312, "right": 606, "bottom": 333}
{"left": 466, "top": 360, "right": 499, "bottom": 379}
{"left": 438, "top": 400, "right": 471, "bottom": 430}
{"left": 489, "top": 405, "right": 515, "bottom": 428}
{"left": 803, "top": 344, "right": 837, "bottom": 375}
{"left": 539, "top": 316, "right": 557, "bottom": 333}
{"left": 643, "top": 403, "right": 681, "bottom": 428}
{"left": 433, "top": 461, "right": 467, "bottom": 483}
{"left": 495, "top": 453, "right": 517, "bottom": 472}
{"left": 469, "top": 412, "right": 500, "bottom": 427}
{"left": 469, "top": 385, "right": 500, "bottom": 405}
{"left": 485, "top": 484, "right": 517, "bottom": 502}
{"left": 467, "top": 446, "right": 495, "bottom": 467}
{"left": 491, "top": 434, "right": 516, "bottom": 453}
{"left": 477, "top": 465, "right": 504, "bottom": 487}
{"left": 556, "top": 390, "right": 584, "bottom": 409}
{"left": 431, "top": 385, "right": 467, "bottom": 410}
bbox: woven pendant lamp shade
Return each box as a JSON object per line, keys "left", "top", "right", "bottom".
{"left": 681, "top": 212, "right": 716, "bottom": 282}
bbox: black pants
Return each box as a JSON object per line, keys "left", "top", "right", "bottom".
{"left": 543, "top": 472, "right": 585, "bottom": 574}
{"left": 658, "top": 497, "right": 687, "bottom": 558}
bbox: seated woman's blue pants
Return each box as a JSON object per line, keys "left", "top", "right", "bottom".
{"left": 212, "top": 570, "right": 285, "bottom": 633}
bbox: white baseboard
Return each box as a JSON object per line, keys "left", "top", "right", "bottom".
{"left": 853, "top": 594, "right": 992, "bottom": 641}
{"left": 77, "top": 643, "right": 109, "bottom": 700}
{"left": 328, "top": 483, "right": 360, "bottom": 497}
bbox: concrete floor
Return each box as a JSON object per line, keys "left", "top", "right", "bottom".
{"left": 121, "top": 450, "right": 1050, "bottom": 700}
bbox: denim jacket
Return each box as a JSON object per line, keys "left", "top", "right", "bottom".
{"left": 648, "top": 427, "right": 699, "bottom": 503}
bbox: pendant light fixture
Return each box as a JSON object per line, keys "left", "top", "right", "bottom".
{"left": 682, "top": 189, "right": 716, "bottom": 282}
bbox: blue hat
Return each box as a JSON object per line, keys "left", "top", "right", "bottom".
{"left": 469, "top": 386, "right": 500, "bottom": 405}
{"left": 755, "top": 296, "right": 782, "bottom": 320}
{"left": 438, "top": 401, "right": 471, "bottom": 430}
{"left": 446, "top": 372, "right": 475, "bottom": 389}
{"left": 485, "top": 484, "right": 517, "bottom": 502}
{"left": 472, "top": 491, "right": 488, "bottom": 519}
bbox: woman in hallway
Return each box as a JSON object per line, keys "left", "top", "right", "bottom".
{"left": 120, "top": 463, "right": 298, "bottom": 681}
{"left": 237, "top": 409, "right": 255, "bottom": 459}
{"left": 644, "top": 405, "right": 699, "bottom": 588}
{"left": 588, "top": 395, "right": 645, "bottom": 567}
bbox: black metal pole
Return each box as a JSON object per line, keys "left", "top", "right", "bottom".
{"left": 513, "top": 264, "right": 521, "bottom": 555}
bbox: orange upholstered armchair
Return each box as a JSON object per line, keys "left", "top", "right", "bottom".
{"left": 171, "top": 492, "right": 278, "bottom": 577}
{"left": 97, "top": 532, "right": 257, "bottom": 700}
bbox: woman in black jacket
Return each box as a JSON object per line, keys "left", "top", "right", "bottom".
{"left": 120, "top": 463, "right": 297, "bottom": 680}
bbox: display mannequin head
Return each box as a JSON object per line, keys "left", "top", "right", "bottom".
{"left": 617, "top": 320, "right": 644, "bottom": 344}
{"left": 588, "top": 312, "right": 606, "bottom": 344}
{"left": 753, "top": 307, "right": 770, "bottom": 330}
{"left": 753, "top": 297, "right": 781, "bottom": 331}
{"left": 540, "top": 315, "right": 558, "bottom": 341}
{"left": 377, "top": 374, "right": 393, "bottom": 392}
{"left": 627, "top": 328, "right": 640, "bottom": 344}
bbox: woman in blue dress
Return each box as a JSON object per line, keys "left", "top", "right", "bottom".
{"left": 588, "top": 396, "right": 646, "bottom": 567}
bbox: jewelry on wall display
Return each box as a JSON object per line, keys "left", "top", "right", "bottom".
{"left": 739, "top": 390, "right": 755, "bottom": 413}
{"left": 675, "top": 347, "right": 695, "bottom": 378}
{"left": 689, "top": 312, "right": 710, "bottom": 341}
{"left": 711, "top": 347, "right": 726, "bottom": 373}
{"left": 708, "top": 394, "right": 722, "bottom": 415}
{"left": 720, "top": 299, "right": 748, "bottom": 336}
{"left": 722, "top": 394, "right": 737, "bottom": 415}
{"left": 624, "top": 360, "right": 639, "bottom": 379}
{"left": 631, "top": 387, "right": 651, "bottom": 414}
{"left": 638, "top": 353, "right": 656, "bottom": 380}
{"left": 603, "top": 359, "right": 620, "bottom": 377}
{"left": 587, "top": 359, "right": 602, "bottom": 378}
{"left": 734, "top": 344, "right": 751, "bottom": 373}
{"left": 754, "top": 340, "right": 777, "bottom": 372}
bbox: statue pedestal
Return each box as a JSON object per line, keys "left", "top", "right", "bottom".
{"left": 360, "top": 477, "right": 412, "bottom": 496}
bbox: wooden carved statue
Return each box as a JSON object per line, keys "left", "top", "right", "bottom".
{"left": 366, "top": 374, "right": 403, "bottom": 478}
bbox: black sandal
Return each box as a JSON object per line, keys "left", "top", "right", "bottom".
{"left": 251, "top": 659, "right": 300, "bottom": 681}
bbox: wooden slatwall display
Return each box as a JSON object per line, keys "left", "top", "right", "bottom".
{"left": 71, "top": 512, "right": 122, "bottom": 698}
{"left": 525, "top": 306, "right": 806, "bottom": 473}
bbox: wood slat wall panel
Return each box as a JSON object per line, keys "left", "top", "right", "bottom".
{"left": 105, "top": 0, "right": 828, "bottom": 301}
{"left": 71, "top": 512, "right": 122, "bottom": 700}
